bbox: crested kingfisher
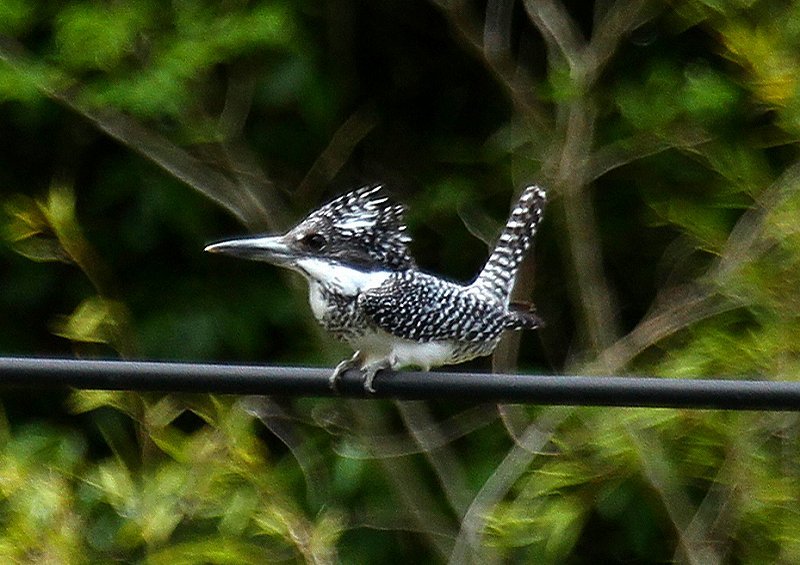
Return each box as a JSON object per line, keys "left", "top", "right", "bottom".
{"left": 205, "top": 184, "right": 546, "bottom": 392}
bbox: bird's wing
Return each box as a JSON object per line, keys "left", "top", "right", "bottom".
{"left": 359, "top": 271, "right": 509, "bottom": 342}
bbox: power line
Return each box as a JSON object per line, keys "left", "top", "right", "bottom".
{"left": 1, "top": 357, "right": 799, "bottom": 410}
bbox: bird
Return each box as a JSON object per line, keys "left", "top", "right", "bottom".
{"left": 205, "top": 184, "right": 546, "bottom": 392}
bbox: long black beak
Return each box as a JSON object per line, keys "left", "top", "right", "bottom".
{"left": 204, "top": 235, "right": 294, "bottom": 264}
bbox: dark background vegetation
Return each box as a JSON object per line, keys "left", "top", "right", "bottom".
{"left": 2, "top": 0, "right": 800, "bottom": 562}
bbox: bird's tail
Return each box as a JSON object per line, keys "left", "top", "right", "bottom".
{"left": 505, "top": 301, "right": 544, "bottom": 330}
{"left": 471, "top": 185, "right": 546, "bottom": 305}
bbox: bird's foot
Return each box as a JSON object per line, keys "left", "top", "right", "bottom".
{"left": 329, "top": 351, "right": 363, "bottom": 392}
{"left": 361, "top": 361, "right": 391, "bottom": 394}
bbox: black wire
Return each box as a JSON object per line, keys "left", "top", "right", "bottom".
{"left": 2, "top": 356, "right": 800, "bottom": 410}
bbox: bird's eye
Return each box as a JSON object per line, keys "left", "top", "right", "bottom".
{"left": 301, "top": 232, "right": 327, "bottom": 251}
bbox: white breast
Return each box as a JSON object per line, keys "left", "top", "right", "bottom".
{"left": 308, "top": 281, "right": 328, "bottom": 321}
{"left": 389, "top": 339, "right": 455, "bottom": 371}
{"left": 298, "top": 258, "right": 391, "bottom": 323}
{"left": 295, "top": 258, "right": 391, "bottom": 296}
{"left": 349, "top": 328, "right": 456, "bottom": 371}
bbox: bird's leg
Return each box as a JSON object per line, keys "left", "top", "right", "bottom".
{"left": 361, "top": 359, "right": 392, "bottom": 394}
{"left": 329, "top": 350, "right": 364, "bottom": 391}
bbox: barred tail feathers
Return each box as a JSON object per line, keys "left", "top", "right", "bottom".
{"left": 471, "top": 185, "right": 546, "bottom": 305}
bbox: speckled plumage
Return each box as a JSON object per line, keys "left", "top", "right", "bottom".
{"left": 206, "top": 184, "right": 546, "bottom": 391}
{"left": 290, "top": 185, "right": 415, "bottom": 271}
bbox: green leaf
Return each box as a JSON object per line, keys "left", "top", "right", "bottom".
{"left": 3, "top": 194, "right": 71, "bottom": 263}
{"left": 308, "top": 509, "right": 345, "bottom": 561}
{"left": 0, "top": 0, "right": 34, "bottom": 35}
{"left": 54, "top": 3, "right": 151, "bottom": 71}
{"left": 617, "top": 62, "right": 683, "bottom": 131}
{"left": 683, "top": 64, "right": 741, "bottom": 123}
{"left": 69, "top": 390, "right": 132, "bottom": 415}
{"left": 93, "top": 459, "right": 135, "bottom": 512}
{"left": 145, "top": 538, "right": 281, "bottom": 565}
{"left": 7, "top": 236, "right": 71, "bottom": 263}
{"left": 3, "top": 194, "right": 48, "bottom": 240}
{"left": 50, "top": 296, "right": 128, "bottom": 345}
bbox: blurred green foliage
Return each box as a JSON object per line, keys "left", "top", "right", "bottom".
{"left": 2, "top": 0, "right": 800, "bottom": 562}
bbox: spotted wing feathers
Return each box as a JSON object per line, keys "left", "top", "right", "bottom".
{"left": 360, "top": 271, "right": 524, "bottom": 342}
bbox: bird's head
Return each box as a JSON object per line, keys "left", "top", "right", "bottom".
{"left": 205, "top": 185, "right": 415, "bottom": 275}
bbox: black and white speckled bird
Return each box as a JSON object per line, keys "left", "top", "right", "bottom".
{"left": 205, "top": 184, "right": 546, "bottom": 392}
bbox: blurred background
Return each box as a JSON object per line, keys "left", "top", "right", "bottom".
{"left": 2, "top": 0, "right": 800, "bottom": 562}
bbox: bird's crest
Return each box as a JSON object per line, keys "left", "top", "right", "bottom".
{"left": 291, "top": 185, "right": 415, "bottom": 271}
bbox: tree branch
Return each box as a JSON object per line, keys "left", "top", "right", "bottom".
{"left": 0, "top": 34, "right": 278, "bottom": 231}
